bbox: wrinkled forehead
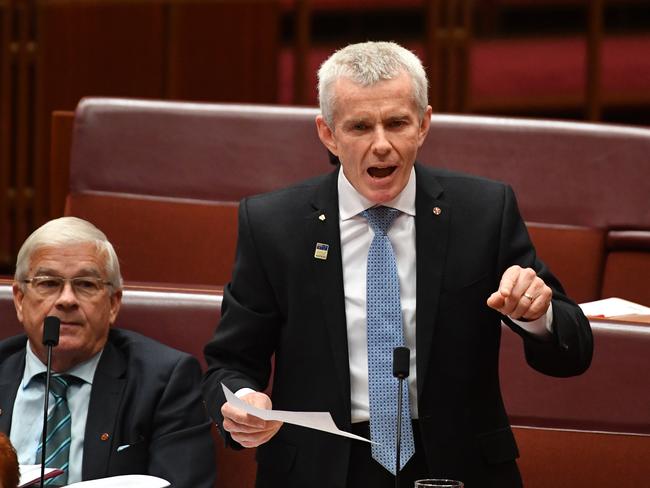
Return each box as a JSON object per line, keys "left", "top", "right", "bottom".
{"left": 28, "top": 243, "right": 108, "bottom": 276}
{"left": 330, "top": 74, "right": 419, "bottom": 121}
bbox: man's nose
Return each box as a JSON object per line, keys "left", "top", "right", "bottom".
{"left": 371, "top": 127, "right": 391, "bottom": 155}
{"left": 55, "top": 281, "right": 79, "bottom": 307}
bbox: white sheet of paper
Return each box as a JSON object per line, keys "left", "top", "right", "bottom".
{"left": 579, "top": 297, "right": 650, "bottom": 317}
{"left": 65, "top": 475, "right": 170, "bottom": 488}
{"left": 222, "top": 384, "right": 372, "bottom": 443}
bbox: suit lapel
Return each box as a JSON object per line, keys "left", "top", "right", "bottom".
{"left": 0, "top": 350, "right": 25, "bottom": 433}
{"left": 414, "top": 165, "right": 450, "bottom": 398}
{"left": 82, "top": 337, "right": 126, "bottom": 479}
{"left": 307, "top": 170, "right": 351, "bottom": 420}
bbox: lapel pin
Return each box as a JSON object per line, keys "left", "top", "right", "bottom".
{"left": 100, "top": 433, "right": 110, "bottom": 441}
{"left": 318, "top": 213, "right": 326, "bottom": 221}
{"left": 314, "top": 242, "right": 329, "bottom": 260}
{"left": 432, "top": 206, "right": 442, "bottom": 216}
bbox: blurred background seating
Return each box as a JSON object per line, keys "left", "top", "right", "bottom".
{"left": 34, "top": 98, "right": 650, "bottom": 307}
{"left": 1, "top": 0, "right": 650, "bottom": 275}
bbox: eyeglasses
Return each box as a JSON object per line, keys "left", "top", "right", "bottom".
{"left": 22, "top": 276, "right": 113, "bottom": 298}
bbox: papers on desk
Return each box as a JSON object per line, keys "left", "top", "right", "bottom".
{"left": 580, "top": 297, "right": 650, "bottom": 324}
{"left": 65, "top": 475, "right": 170, "bottom": 487}
{"left": 18, "top": 469, "right": 169, "bottom": 488}
{"left": 222, "top": 384, "right": 372, "bottom": 443}
{"left": 18, "top": 465, "right": 64, "bottom": 487}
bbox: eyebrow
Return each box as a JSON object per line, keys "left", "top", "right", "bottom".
{"left": 343, "top": 113, "right": 412, "bottom": 125}
{"left": 385, "top": 113, "right": 412, "bottom": 122}
{"left": 342, "top": 117, "right": 370, "bottom": 126}
{"left": 33, "top": 267, "right": 103, "bottom": 278}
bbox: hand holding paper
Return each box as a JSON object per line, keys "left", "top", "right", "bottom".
{"left": 221, "top": 389, "right": 283, "bottom": 448}
{"left": 221, "top": 384, "right": 371, "bottom": 444}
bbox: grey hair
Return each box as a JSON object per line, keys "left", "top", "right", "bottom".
{"left": 317, "top": 41, "right": 429, "bottom": 127}
{"left": 14, "top": 216, "right": 123, "bottom": 291}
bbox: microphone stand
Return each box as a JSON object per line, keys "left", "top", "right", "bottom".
{"left": 393, "top": 346, "right": 410, "bottom": 488}
{"left": 40, "top": 347, "right": 54, "bottom": 488}
{"left": 40, "top": 317, "right": 60, "bottom": 488}
{"left": 395, "top": 374, "right": 404, "bottom": 488}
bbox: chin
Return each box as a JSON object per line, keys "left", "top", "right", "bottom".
{"left": 55, "top": 335, "right": 84, "bottom": 351}
{"left": 366, "top": 190, "right": 398, "bottom": 204}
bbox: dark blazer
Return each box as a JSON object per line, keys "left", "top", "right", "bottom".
{"left": 0, "top": 328, "right": 216, "bottom": 488}
{"left": 203, "top": 165, "right": 593, "bottom": 488}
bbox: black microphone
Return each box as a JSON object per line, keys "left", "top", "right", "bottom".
{"left": 43, "top": 316, "right": 60, "bottom": 346}
{"left": 393, "top": 346, "right": 410, "bottom": 379}
{"left": 393, "top": 346, "right": 410, "bottom": 488}
{"left": 40, "top": 316, "right": 60, "bottom": 488}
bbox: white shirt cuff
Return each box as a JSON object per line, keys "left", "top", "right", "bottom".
{"left": 234, "top": 387, "right": 256, "bottom": 398}
{"left": 509, "top": 303, "right": 554, "bottom": 338}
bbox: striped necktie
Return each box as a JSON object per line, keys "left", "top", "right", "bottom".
{"left": 36, "top": 374, "right": 73, "bottom": 485}
{"left": 362, "top": 206, "right": 415, "bottom": 475}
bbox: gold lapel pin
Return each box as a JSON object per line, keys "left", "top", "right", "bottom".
{"left": 318, "top": 214, "right": 326, "bottom": 221}
{"left": 432, "top": 206, "right": 442, "bottom": 216}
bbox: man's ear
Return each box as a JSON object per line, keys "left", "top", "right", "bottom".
{"left": 417, "top": 105, "right": 433, "bottom": 148}
{"left": 109, "top": 290, "right": 122, "bottom": 326}
{"left": 315, "top": 115, "right": 339, "bottom": 156}
{"left": 12, "top": 283, "right": 25, "bottom": 323}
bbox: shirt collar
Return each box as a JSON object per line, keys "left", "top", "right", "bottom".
{"left": 337, "top": 166, "right": 416, "bottom": 221}
{"left": 21, "top": 339, "right": 103, "bottom": 389}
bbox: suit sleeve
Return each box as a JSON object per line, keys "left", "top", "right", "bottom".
{"left": 148, "top": 355, "right": 216, "bottom": 488}
{"left": 498, "top": 185, "right": 593, "bottom": 377}
{"left": 202, "top": 197, "right": 282, "bottom": 448}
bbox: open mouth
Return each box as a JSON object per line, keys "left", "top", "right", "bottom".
{"left": 367, "top": 166, "right": 397, "bottom": 178}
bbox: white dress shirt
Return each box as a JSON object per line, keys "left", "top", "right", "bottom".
{"left": 10, "top": 340, "right": 102, "bottom": 484}
{"left": 338, "top": 167, "right": 419, "bottom": 422}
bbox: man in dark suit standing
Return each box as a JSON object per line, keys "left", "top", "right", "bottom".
{"left": 203, "top": 41, "right": 593, "bottom": 488}
{"left": 0, "top": 216, "right": 215, "bottom": 487}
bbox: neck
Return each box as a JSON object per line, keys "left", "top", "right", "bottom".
{"left": 33, "top": 345, "right": 80, "bottom": 373}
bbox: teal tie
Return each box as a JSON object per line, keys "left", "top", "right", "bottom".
{"left": 36, "top": 374, "right": 73, "bottom": 485}
{"left": 362, "top": 206, "right": 415, "bottom": 475}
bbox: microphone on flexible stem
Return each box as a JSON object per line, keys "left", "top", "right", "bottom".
{"left": 393, "top": 346, "right": 410, "bottom": 488}
{"left": 40, "top": 316, "right": 60, "bottom": 488}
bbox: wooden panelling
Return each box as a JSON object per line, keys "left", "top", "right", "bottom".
{"left": 49, "top": 110, "right": 73, "bottom": 219}
{"left": 0, "top": 1, "right": 12, "bottom": 268}
{"left": 425, "top": 0, "right": 472, "bottom": 113}
{"left": 13, "top": 0, "right": 32, "bottom": 270}
{"left": 34, "top": 1, "right": 167, "bottom": 228}
{"left": 166, "top": 0, "right": 280, "bottom": 103}
{"left": 514, "top": 427, "right": 650, "bottom": 488}
{"left": 0, "top": 0, "right": 282, "bottom": 272}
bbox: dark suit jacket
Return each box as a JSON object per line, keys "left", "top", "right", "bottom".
{"left": 203, "top": 165, "right": 593, "bottom": 488}
{"left": 0, "top": 328, "right": 216, "bottom": 488}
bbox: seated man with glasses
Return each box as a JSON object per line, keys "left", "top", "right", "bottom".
{"left": 0, "top": 217, "right": 215, "bottom": 487}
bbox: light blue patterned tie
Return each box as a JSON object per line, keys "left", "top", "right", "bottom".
{"left": 363, "top": 206, "right": 415, "bottom": 474}
{"left": 36, "top": 374, "right": 73, "bottom": 485}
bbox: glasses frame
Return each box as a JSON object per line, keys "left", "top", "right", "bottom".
{"left": 22, "top": 275, "right": 114, "bottom": 299}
